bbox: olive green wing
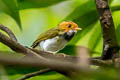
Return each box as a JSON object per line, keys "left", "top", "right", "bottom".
{"left": 31, "top": 28, "right": 59, "bottom": 48}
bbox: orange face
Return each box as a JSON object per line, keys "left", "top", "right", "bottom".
{"left": 58, "top": 21, "right": 82, "bottom": 32}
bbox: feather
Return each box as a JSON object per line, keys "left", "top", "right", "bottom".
{"left": 31, "top": 28, "right": 60, "bottom": 48}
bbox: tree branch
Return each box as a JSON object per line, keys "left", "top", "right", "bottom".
{"left": 0, "top": 25, "right": 48, "bottom": 60}
{"left": 0, "top": 52, "right": 114, "bottom": 68}
{"left": 95, "top": 0, "right": 119, "bottom": 60}
{"left": 0, "top": 52, "right": 115, "bottom": 80}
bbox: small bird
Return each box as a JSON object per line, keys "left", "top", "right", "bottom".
{"left": 31, "top": 21, "right": 82, "bottom": 53}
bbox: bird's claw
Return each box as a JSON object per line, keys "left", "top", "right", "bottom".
{"left": 57, "top": 53, "right": 67, "bottom": 57}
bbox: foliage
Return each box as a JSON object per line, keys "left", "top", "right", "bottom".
{"left": 0, "top": 0, "right": 120, "bottom": 80}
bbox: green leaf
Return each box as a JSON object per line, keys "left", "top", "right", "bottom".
{"left": 0, "top": 0, "right": 21, "bottom": 29}
{"left": 57, "top": 0, "right": 101, "bottom": 55}
{"left": 109, "top": 0, "right": 113, "bottom": 4}
{"left": 112, "top": 11, "right": 120, "bottom": 45}
{"left": 62, "top": 0, "right": 120, "bottom": 47}
{"left": 111, "top": 5, "right": 120, "bottom": 12}
{"left": 63, "top": 10, "right": 99, "bottom": 54}
{"left": 0, "top": 65, "right": 9, "bottom": 80}
{"left": 116, "top": 24, "right": 120, "bottom": 45}
{"left": 18, "top": 0, "right": 67, "bottom": 9}
{"left": 63, "top": 0, "right": 98, "bottom": 45}
{"left": 64, "top": 0, "right": 96, "bottom": 21}
{"left": 88, "top": 21, "right": 102, "bottom": 56}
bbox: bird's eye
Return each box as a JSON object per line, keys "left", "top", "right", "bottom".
{"left": 68, "top": 24, "right": 71, "bottom": 28}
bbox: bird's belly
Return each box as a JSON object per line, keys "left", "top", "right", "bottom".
{"left": 40, "top": 36, "right": 68, "bottom": 53}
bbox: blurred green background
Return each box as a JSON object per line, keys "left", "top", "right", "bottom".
{"left": 0, "top": 0, "right": 120, "bottom": 80}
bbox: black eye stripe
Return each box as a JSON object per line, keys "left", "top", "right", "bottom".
{"left": 68, "top": 24, "right": 71, "bottom": 28}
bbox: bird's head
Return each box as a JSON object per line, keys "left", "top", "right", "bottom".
{"left": 58, "top": 21, "right": 82, "bottom": 33}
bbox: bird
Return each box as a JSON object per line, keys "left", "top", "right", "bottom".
{"left": 31, "top": 21, "right": 82, "bottom": 54}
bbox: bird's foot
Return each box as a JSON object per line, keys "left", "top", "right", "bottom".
{"left": 57, "top": 53, "right": 67, "bottom": 57}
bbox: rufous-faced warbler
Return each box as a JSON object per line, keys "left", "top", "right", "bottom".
{"left": 31, "top": 21, "right": 82, "bottom": 53}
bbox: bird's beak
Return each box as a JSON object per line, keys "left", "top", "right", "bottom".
{"left": 75, "top": 27, "right": 82, "bottom": 30}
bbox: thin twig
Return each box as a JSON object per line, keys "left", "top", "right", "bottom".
{"left": 17, "top": 69, "right": 52, "bottom": 80}
{"left": 0, "top": 24, "right": 17, "bottom": 42}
